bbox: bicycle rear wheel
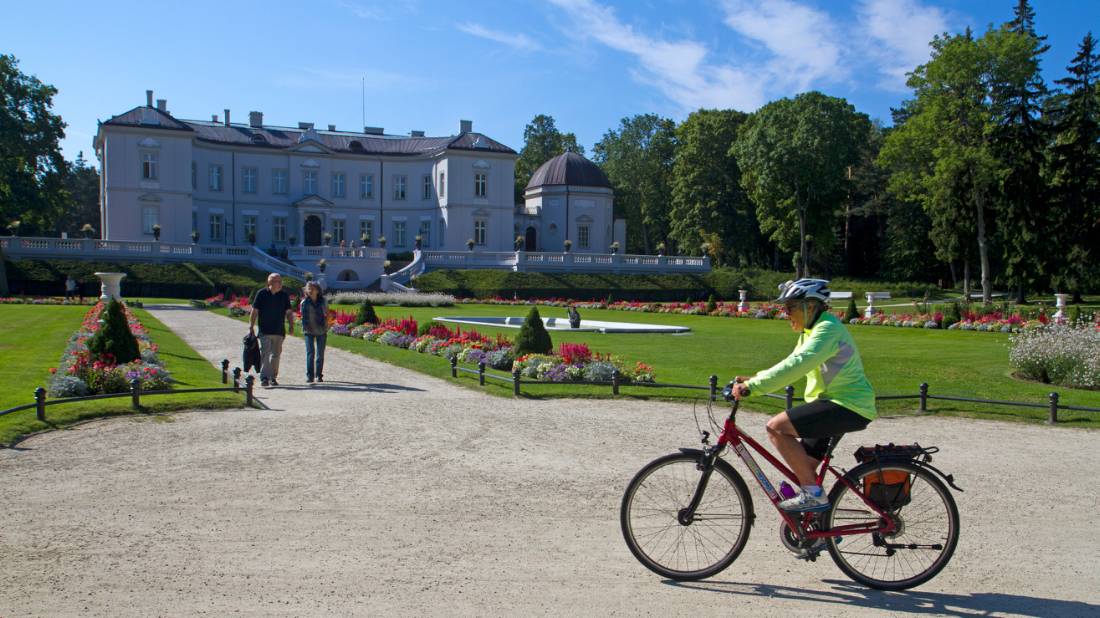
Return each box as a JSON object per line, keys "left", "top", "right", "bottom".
{"left": 620, "top": 452, "right": 753, "bottom": 580}
{"left": 824, "top": 460, "right": 960, "bottom": 590}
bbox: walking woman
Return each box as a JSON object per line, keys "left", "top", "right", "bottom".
{"left": 300, "top": 281, "right": 329, "bottom": 383}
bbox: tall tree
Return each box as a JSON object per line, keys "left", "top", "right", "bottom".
{"left": 1047, "top": 32, "right": 1100, "bottom": 299}
{"left": 880, "top": 30, "right": 1000, "bottom": 302}
{"left": 734, "top": 92, "right": 870, "bottom": 278}
{"left": 989, "top": 0, "right": 1051, "bottom": 301}
{"left": 592, "top": 114, "right": 677, "bottom": 254}
{"left": 514, "top": 114, "right": 583, "bottom": 203}
{"left": 0, "top": 54, "right": 68, "bottom": 236}
{"left": 668, "top": 108, "right": 760, "bottom": 266}
{"left": 60, "top": 151, "right": 100, "bottom": 236}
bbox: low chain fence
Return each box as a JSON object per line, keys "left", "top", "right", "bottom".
{"left": 445, "top": 356, "right": 1100, "bottom": 424}
{"left": 0, "top": 360, "right": 253, "bottom": 424}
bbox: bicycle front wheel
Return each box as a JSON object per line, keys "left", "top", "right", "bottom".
{"left": 620, "top": 452, "right": 753, "bottom": 580}
{"left": 825, "top": 460, "right": 960, "bottom": 590}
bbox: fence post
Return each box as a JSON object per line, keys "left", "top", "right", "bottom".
{"left": 130, "top": 378, "right": 142, "bottom": 409}
{"left": 451, "top": 355, "right": 458, "bottom": 378}
{"left": 221, "top": 359, "right": 230, "bottom": 384}
{"left": 246, "top": 375, "right": 255, "bottom": 407}
{"left": 34, "top": 387, "right": 46, "bottom": 422}
{"left": 709, "top": 375, "right": 718, "bottom": 401}
{"left": 785, "top": 385, "right": 794, "bottom": 412}
{"left": 478, "top": 361, "right": 486, "bottom": 386}
{"left": 919, "top": 382, "right": 929, "bottom": 413}
{"left": 233, "top": 367, "right": 242, "bottom": 393}
{"left": 612, "top": 369, "right": 620, "bottom": 396}
{"left": 512, "top": 368, "right": 521, "bottom": 396}
{"left": 1048, "top": 392, "right": 1059, "bottom": 425}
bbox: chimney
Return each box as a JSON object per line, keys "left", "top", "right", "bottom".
{"left": 298, "top": 122, "right": 314, "bottom": 130}
{"left": 363, "top": 126, "right": 384, "bottom": 135}
{"left": 212, "top": 114, "right": 219, "bottom": 123}
{"left": 328, "top": 124, "right": 336, "bottom": 131}
{"left": 223, "top": 109, "right": 231, "bottom": 127}
{"left": 460, "top": 119, "right": 473, "bottom": 133}
{"left": 410, "top": 130, "right": 425, "bottom": 137}
{"left": 249, "top": 111, "right": 263, "bottom": 128}
{"left": 146, "top": 90, "right": 153, "bottom": 107}
{"left": 156, "top": 99, "right": 167, "bottom": 112}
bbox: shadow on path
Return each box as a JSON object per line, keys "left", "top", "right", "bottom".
{"left": 664, "top": 579, "right": 1100, "bottom": 616}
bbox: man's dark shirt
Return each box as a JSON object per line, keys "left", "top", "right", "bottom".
{"left": 253, "top": 288, "right": 292, "bottom": 336}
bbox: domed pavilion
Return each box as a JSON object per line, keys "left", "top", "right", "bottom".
{"left": 516, "top": 152, "right": 624, "bottom": 253}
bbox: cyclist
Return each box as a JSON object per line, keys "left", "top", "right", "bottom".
{"left": 731, "top": 279, "right": 876, "bottom": 512}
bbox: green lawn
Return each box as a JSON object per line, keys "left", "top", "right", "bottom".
{"left": 299, "top": 302, "right": 1100, "bottom": 427}
{"left": 0, "top": 305, "right": 245, "bottom": 444}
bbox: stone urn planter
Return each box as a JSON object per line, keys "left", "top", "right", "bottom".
{"left": 94, "top": 272, "right": 126, "bottom": 302}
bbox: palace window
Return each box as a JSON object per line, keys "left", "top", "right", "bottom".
{"left": 393, "top": 175, "right": 407, "bottom": 200}
{"left": 360, "top": 174, "right": 373, "bottom": 199}
{"left": 393, "top": 221, "right": 407, "bottom": 247}
{"left": 273, "top": 216, "right": 287, "bottom": 242}
{"left": 333, "top": 219, "right": 346, "bottom": 244}
{"left": 303, "top": 170, "right": 317, "bottom": 195}
{"left": 422, "top": 174, "right": 432, "bottom": 200}
{"left": 359, "top": 219, "right": 373, "bottom": 242}
{"left": 191, "top": 161, "right": 197, "bottom": 189}
{"left": 243, "top": 215, "right": 257, "bottom": 241}
{"left": 142, "top": 207, "right": 159, "bottom": 234}
{"left": 209, "top": 213, "right": 224, "bottom": 241}
{"left": 419, "top": 220, "right": 431, "bottom": 248}
{"left": 141, "top": 152, "right": 158, "bottom": 180}
{"left": 439, "top": 172, "right": 445, "bottom": 198}
{"left": 209, "top": 164, "right": 223, "bottom": 192}
{"left": 474, "top": 173, "right": 487, "bottom": 197}
{"left": 272, "top": 169, "right": 288, "bottom": 194}
{"left": 332, "top": 172, "right": 346, "bottom": 198}
{"left": 474, "top": 220, "right": 486, "bottom": 246}
{"left": 242, "top": 167, "right": 257, "bottom": 194}
{"left": 578, "top": 225, "right": 590, "bottom": 249}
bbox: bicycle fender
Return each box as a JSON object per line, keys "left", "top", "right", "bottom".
{"left": 913, "top": 460, "right": 964, "bottom": 492}
{"left": 677, "top": 448, "right": 707, "bottom": 458}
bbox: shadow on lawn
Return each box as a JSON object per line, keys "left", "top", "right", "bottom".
{"left": 664, "top": 579, "right": 1099, "bottom": 617}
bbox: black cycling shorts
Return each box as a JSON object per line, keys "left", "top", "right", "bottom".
{"left": 787, "top": 399, "right": 870, "bottom": 460}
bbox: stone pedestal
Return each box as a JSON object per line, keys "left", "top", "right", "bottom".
{"left": 1054, "top": 293, "right": 1070, "bottom": 323}
{"left": 738, "top": 290, "right": 749, "bottom": 312}
{"left": 94, "top": 272, "right": 126, "bottom": 302}
{"left": 864, "top": 292, "right": 876, "bottom": 319}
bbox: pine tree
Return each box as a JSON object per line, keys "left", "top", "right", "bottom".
{"left": 513, "top": 307, "right": 552, "bottom": 356}
{"left": 845, "top": 297, "right": 859, "bottom": 322}
{"left": 1048, "top": 33, "right": 1100, "bottom": 299}
{"left": 87, "top": 299, "right": 140, "bottom": 364}
{"left": 355, "top": 299, "right": 379, "bottom": 325}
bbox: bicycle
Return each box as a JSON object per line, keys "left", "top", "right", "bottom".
{"left": 620, "top": 381, "right": 963, "bottom": 591}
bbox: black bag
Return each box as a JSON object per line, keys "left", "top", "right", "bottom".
{"left": 242, "top": 332, "right": 261, "bottom": 373}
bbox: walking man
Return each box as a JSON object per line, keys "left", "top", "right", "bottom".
{"left": 249, "top": 273, "right": 295, "bottom": 386}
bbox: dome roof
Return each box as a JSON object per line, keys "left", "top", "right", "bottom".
{"left": 525, "top": 152, "right": 612, "bottom": 190}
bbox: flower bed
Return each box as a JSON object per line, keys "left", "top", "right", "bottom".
{"left": 47, "top": 302, "right": 171, "bottom": 397}
{"left": 0, "top": 296, "right": 93, "bottom": 305}
{"left": 328, "top": 292, "right": 456, "bottom": 307}
{"left": 1010, "top": 324, "right": 1100, "bottom": 389}
{"left": 331, "top": 315, "right": 657, "bottom": 383}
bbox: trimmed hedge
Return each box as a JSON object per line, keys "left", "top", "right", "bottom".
{"left": 413, "top": 268, "right": 941, "bottom": 302}
{"left": 3, "top": 259, "right": 303, "bottom": 299}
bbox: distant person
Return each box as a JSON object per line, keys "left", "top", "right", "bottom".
{"left": 568, "top": 305, "right": 581, "bottom": 329}
{"left": 339, "top": 239, "right": 347, "bottom": 256}
{"left": 248, "top": 273, "right": 295, "bottom": 387}
{"left": 299, "top": 281, "right": 329, "bottom": 383}
{"left": 64, "top": 275, "right": 78, "bottom": 300}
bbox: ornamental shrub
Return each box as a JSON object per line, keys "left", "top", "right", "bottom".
{"left": 844, "top": 297, "right": 859, "bottom": 322}
{"left": 514, "top": 307, "right": 553, "bottom": 356}
{"left": 943, "top": 302, "right": 962, "bottom": 328}
{"left": 705, "top": 294, "right": 717, "bottom": 314}
{"left": 355, "top": 299, "right": 380, "bottom": 325}
{"left": 1069, "top": 305, "right": 1081, "bottom": 326}
{"left": 87, "top": 299, "right": 140, "bottom": 364}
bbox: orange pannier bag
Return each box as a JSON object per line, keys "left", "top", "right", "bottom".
{"left": 864, "top": 469, "right": 912, "bottom": 510}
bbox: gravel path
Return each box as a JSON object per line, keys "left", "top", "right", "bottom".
{"left": 1, "top": 305, "right": 1098, "bottom": 616}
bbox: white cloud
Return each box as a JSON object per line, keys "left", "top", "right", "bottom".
{"left": 457, "top": 23, "right": 542, "bottom": 52}
{"left": 337, "top": 1, "right": 383, "bottom": 20}
{"left": 721, "top": 0, "right": 843, "bottom": 90}
{"left": 547, "top": 0, "right": 766, "bottom": 111}
{"left": 856, "top": 0, "right": 948, "bottom": 90}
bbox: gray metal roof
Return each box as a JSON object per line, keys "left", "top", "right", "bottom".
{"left": 103, "top": 107, "right": 516, "bottom": 156}
{"left": 525, "top": 152, "right": 612, "bottom": 190}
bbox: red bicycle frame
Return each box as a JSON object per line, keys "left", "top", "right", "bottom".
{"left": 715, "top": 414, "right": 897, "bottom": 540}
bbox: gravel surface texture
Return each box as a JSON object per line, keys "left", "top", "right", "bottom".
{"left": 1, "top": 305, "right": 1097, "bottom": 616}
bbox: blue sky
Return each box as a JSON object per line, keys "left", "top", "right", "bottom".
{"left": 7, "top": 0, "right": 1099, "bottom": 163}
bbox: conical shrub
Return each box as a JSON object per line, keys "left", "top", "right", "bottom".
{"left": 356, "top": 299, "right": 379, "bottom": 325}
{"left": 844, "top": 297, "right": 859, "bottom": 322}
{"left": 514, "top": 306, "right": 553, "bottom": 356}
{"left": 87, "top": 299, "right": 140, "bottom": 364}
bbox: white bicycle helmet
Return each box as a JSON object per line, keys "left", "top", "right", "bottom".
{"left": 775, "top": 278, "right": 831, "bottom": 303}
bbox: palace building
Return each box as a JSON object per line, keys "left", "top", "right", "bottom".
{"left": 94, "top": 91, "right": 623, "bottom": 256}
